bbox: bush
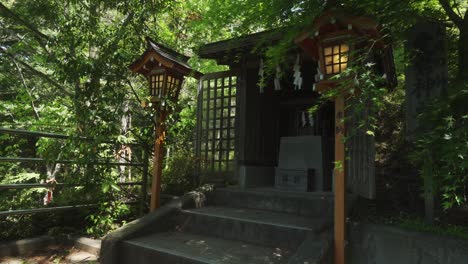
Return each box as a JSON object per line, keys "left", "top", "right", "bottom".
{"left": 411, "top": 87, "right": 468, "bottom": 210}
{"left": 162, "top": 149, "right": 199, "bottom": 196}
{"left": 86, "top": 201, "right": 132, "bottom": 238}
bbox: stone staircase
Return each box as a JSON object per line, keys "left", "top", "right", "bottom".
{"left": 113, "top": 188, "right": 334, "bottom": 264}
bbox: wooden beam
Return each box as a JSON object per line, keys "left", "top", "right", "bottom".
{"left": 334, "top": 95, "right": 346, "bottom": 264}
{"left": 150, "top": 111, "right": 167, "bottom": 211}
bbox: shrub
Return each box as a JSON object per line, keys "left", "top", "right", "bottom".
{"left": 162, "top": 149, "right": 199, "bottom": 196}
{"left": 411, "top": 87, "right": 468, "bottom": 210}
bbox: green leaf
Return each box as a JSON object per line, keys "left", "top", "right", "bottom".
{"left": 110, "top": 183, "right": 120, "bottom": 192}
{"left": 102, "top": 183, "right": 110, "bottom": 193}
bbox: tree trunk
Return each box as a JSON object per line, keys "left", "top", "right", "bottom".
{"left": 451, "top": 14, "right": 468, "bottom": 117}
{"left": 457, "top": 14, "right": 468, "bottom": 84}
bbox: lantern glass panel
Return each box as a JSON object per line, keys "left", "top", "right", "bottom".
{"left": 149, "top": 74, "right": 165, "bottom": 97}
{"left": 323, "top": 43, "right": 349, "bottom": 75}
{"left": 341, "top": 44, "right": 349, "bottom": 53}
{"left": 333, "top": 64, "right": 340, "bottom": 73}
{"left": 165, "top": 74, "right": 183, "bottom": 97}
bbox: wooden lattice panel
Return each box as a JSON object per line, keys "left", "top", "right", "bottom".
{"left": 196, "top": 71, "right": 238, "bottom": 181}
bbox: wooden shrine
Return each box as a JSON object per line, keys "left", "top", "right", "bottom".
{"left": 195, "top": 10, "right": 396, "bottom": 264}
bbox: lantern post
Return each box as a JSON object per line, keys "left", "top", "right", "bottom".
{"left": 296, "top": 11, "right": 386, "bottom": 264}
{"left": 130, "top": 37, "right": 202, "bottom": 211}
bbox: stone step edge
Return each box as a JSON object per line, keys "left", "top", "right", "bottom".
{"left": 124, "top": 232, "right": 282, "bottom": 264}
{"left": 214, "top": 188, "right": 335, "bottom": 199}
{"left": 181, "top": 208, "right": 316, "bottom": 232}
{"left": 124, "top": 239, "right": 213, "bottom": 264}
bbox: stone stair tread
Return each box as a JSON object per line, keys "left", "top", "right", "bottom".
{"left": 219, "top": 187, "right": 334, "bottom": 199}
{"left": 124, "top": 231, "right": 291, "bottom": 264}
{"left": 183, "top": 206, "right": 328, "bottom": 231}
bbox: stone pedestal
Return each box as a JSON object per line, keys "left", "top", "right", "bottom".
{"left": 275, "top": 136, "right": 323, "bottom": 192}
{"left": 238, "top": 165, "right": 275, "bottom": 189}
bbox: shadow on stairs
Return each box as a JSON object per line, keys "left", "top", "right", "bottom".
{"left": 101, "top": 188, "right": 334, "bottom": 264}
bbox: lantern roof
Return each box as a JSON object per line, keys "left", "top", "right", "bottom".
{"left": 295, "top": 10, "right": 397, "bottom": 88}
{"left": 129, "top": 37, "right": 202, "bottom": 79}
{"left": 295, "top": 10, "right": 384, "bottom": 61}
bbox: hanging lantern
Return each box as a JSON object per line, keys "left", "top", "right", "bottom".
{"left": 146, "top": 68, "right": 183, "bottom": 102}
{"left": 298, "top": 33, "right": 355, "bottom": 92}
{"left": 321, "top": 42, "right": 350, "bottom": 76}
{"left": 295, "top": 11, "right": 390, "bottom": 92}
{"left": 130, "top": 37, "right": 202, "bottom": 104}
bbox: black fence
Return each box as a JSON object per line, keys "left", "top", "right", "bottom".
{"left": 0, "top": 128, "right": 150, "bottom": 217}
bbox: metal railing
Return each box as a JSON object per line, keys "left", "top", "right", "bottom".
{"left": 0, "top": 128, "right": 150, "bottom": 217}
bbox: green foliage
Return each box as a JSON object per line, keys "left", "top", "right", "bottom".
{"left": 411, "top": 86, "right": 468, "bottom": 210}
{"left": 162, "top": 149, "right": 199, "bottom": 196}
{"left": 0, "top": 172, "right": 46, "bottom": 211}
{"left": 309, "top": 48, "right": 390, "bottom": 140}
{"left": 0, "top": 0, "right": 465, "bottom": 241}
{"left": 374, "top": 83, "right": 407, "bottom": 170}
{"left": 165, "top": 79, "right": 198, "bottom": 150}
{"left": 86, "top": 201, "right": 131, "bottom": 238}
{"left": 0, "top": 0, "right": 211, "bottom": 240}
{"left": 385, "top": 216, "right": 468, "bottom": 240}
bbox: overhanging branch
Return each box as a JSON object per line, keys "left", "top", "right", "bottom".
{"left": 439, "top": 0, "right": 463, "bottom": 28}
{"left": 0, "top": 46, "right": 73, "bottom": 97}
{"left": 0, "top": 3, "right": 50, "bottom": 41}
{"left": 10, "top": 54, "right": 41, "bottom": 120}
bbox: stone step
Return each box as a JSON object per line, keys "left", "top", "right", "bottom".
{"left": 122, "top": 231, "right": 292, "bottom": 264}
{"left": 208, "top": 188, "right": 334, "bottom": 218}
{"left": 180, "top": 206, "right": 329, "bottom": 249}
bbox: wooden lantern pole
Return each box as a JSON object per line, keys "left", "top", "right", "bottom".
{"left": 294, "top": 10, "right": 386, "bottom": 264}
{"left": 334, "top": 95, "right": 346, "bottom": 264}
{"left": 129, "top": 38, "right": 202, "bottom": 212}
{"left": 150, "top": 110, "right": 167, "bottom": 211}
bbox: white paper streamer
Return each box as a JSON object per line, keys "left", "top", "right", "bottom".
{"left": 258, "top": 59, "right": 265, "bottom": 94}
{"left": 293, "top": 54, "right": 303, "bottom": 90}
{"left": 274, "top": 65, "right": 282, "bottom": 91}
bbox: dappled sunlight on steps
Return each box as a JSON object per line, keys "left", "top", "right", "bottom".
{"left": 117, "top": 187, "right": 334, "bottom": 264}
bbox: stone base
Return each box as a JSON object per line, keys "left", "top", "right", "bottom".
{"left": 238, "top": 165, "right": 274, "bottom": 189}
{"left": 275, "top": 168, "right": 321, "bottom": 192}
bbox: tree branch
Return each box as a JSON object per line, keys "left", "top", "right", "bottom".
{"left": 126, "top": 78, "right": 159, "bottom": 129}
{"left": 10, "top": 56, "right": 41, "bottom": 120}
{"left": 0, "top": 46, "right": 73, "bottom": 97}
{"left": 439, "top": 0, "right": 463, "bottom": 28}
{"left": 0, "top": 2, "right": 50, "bottom": 41}
{"left": 126, "top": 78, "right": 143, "bottom": 106}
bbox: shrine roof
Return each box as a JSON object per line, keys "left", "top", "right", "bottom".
{"left": 198, "top": 29, "right": 285, "bottom": 62}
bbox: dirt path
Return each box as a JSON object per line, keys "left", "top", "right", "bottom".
{"left": 0, "top": 245, "right": 98, "bottom": 264}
